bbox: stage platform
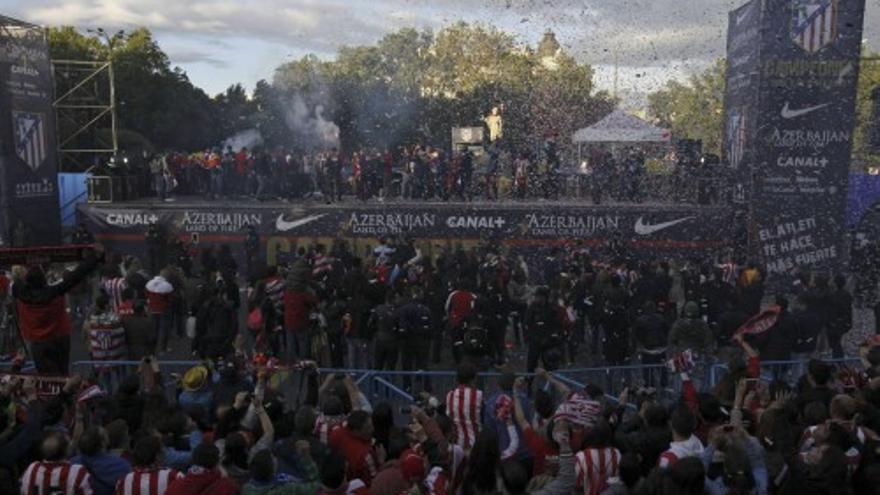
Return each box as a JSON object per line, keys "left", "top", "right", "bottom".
{"left": 77, "top": 196, "right": 739, "bottom": 266}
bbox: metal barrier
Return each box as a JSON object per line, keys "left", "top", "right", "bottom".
{"left": 4, "top": 356, "right": 865, "bottom": 407}
{"left": 708, "top": 357, "right": 864, "bottom": 388}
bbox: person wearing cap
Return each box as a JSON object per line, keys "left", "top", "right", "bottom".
{"left": 14, "top": 244, "right": 104, "bottom": 374}
{"left": 178, "top": 365, "right": 213, "bottom": 415}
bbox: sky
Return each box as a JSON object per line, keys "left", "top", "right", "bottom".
{"left": 3, "top": 0, "right": 879, "bottom": 108}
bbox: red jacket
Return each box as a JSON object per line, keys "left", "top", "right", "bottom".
{"left": 284, "top": 290, "right": 318, "bottom": 333}
{"left": 329, "top": 426, "right": 380, "bottom": 486}
{"left": 146, "top": 276, "right": 173, "bottom": 314}
{"left": 445, "top": 291, "right": 475, "bottom": 328}
{"left": 17, "top": 297, "right": 71, "bottom": 343}
{"left": 14, "top": 254, "right": 101, "bottom": 343}
{"left": 165, "top": 469, "right": 238, "bottom": 495}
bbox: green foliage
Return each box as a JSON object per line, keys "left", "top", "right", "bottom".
{"left": 272, "top": 22, "right": 613, "bottom": 154}
{"left": 48, "top": 26, "right": 221, "bottom": 151}
{"left": 649, "top": 54, "right": 879, "bottom": 164}
{"left": 853, "top": 49, "right": 880, "bottom": 169}
{"left": 647, "top": 58, "right": 726, "bottom": 155}
{"left": 49, "top": 23, "right": 613, "bottom": 154}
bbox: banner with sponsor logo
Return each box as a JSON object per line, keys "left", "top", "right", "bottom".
{"left": 78, "top": 202, "right": 736, "bottom": 268}
{"left": 723, "top": 0, "right": 866, "bottom": 276}
{"left": 723, "top": 0, "right": 762, "bottom": 205}
{"left": 0, "top": 18, "right": 61, "bottom": 246}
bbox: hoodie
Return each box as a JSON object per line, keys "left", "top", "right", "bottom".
{"left": 165, "top": 468, "right": 239, "bottom": 495}
{"left": 668, "top": 317, "right": 713, "bottom": 354}
{"left": 658, "top": 435, "right": 704, "bottom": 468}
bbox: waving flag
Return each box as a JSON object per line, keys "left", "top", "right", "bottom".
{"left": 733, "top": 305, "right": 782, "bottom": 338}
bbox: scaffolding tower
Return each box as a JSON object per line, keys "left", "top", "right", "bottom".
{"left": 52, "top": 59, "right": 117, "bottom": 172}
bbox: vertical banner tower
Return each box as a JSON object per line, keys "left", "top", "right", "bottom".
{"left": 723, "top": 0, "right": 866, "bottom": 277}
{"left": 0, "top": 16, "right": 61, "bottom": 246}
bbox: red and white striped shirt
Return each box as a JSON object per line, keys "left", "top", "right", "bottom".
{"left": 102, "top": 277, "right": 128, "bottom": 310}
{"left": 719, "top": 262, "right": 737, "bottom": 286}
{"left": 575, "top": 447, "right": 620, "bottom": 495}
{"left": 21, "top": 461, "right": 93, "bottom": 495}
{"left": 87, "top": 312, "right": 127, "bottom": 365}
{"left": 445, "top": 385, "right": 482, "bottom": 452}
{"left": 115, "top": 468, "right": 181, "bottom": 495}
{"left": 314, "top": 414, "right": 345, "bottom": 445}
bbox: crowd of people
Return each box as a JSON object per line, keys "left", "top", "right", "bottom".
{"left": 1, "top": 230, "right": 875, "bottom": 495}
{"left": 90, "top": 135, "right": 739, "bottom": 206}
{"left": 125, "top": 137, "right": 602, "bottom": 204}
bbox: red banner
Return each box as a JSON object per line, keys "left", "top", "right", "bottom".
{"left": 0, "top": 244, "right": 94, "bottom": 266}
{"left": 0, "top": 374, "right": 67, "bottom": 397}
{"left": 733, "top": 305, "right": 781, "bottom": 338}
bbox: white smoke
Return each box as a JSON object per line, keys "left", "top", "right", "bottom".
{"left": 283, "top": 94, "right": 340, "bottom": 149}
{"left": 222, "top": 128, "right": 263, "bottom": 151}
{"left": 314, "top": 105, "right": 340, "bottom": 146}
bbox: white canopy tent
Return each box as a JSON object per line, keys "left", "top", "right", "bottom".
{"left": 572, "top": 109, "right": 671, "bottom": 144}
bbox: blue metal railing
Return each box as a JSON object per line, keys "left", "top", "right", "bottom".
{"left": 709, "top": 357, "right": 863, "bottom": 387}
{"left": 61, "top": 190, "right": 89, "bottom": 226}
{"left": 0, "top": 356, "right": 863, "bottom": 406}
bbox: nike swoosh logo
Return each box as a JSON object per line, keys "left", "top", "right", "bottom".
{"left": 780, "top": 102, "right": 829, "bottom": 119}
{"left": 276, "top": 214, "right": 325, "bottom": 232}
{"left": 634, "top": 216, "right": 696, "bottom": 235}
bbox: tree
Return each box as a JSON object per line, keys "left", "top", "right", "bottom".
{"left": 252, "top": 79, "right": 292, "bottom": 148}
{"left": 650, "top": 54, "right": 880, "bottom": 165}
{"left": 647, "top": 58, "right": 726, "bottom": 155}
{"left": 265, "top": 23, "right": 613, "bottom": 155}
{"left": 48, "top": 26, "right": 222, "bottom": 152}
{"left": 214, "top": 83, "right": 258, "bottom": 142}
{"left": 853, "top": 49, "right": 880, "bottom": 168}
{"left": 48, "top": 27, "right": 103, "bottom": 60}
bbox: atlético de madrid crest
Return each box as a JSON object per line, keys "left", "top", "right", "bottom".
{"left": 790, "top": 0, "right": 839, "bottom": 54}
{"left": 13, "top": 111, "right": 47, "bottom": 171}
